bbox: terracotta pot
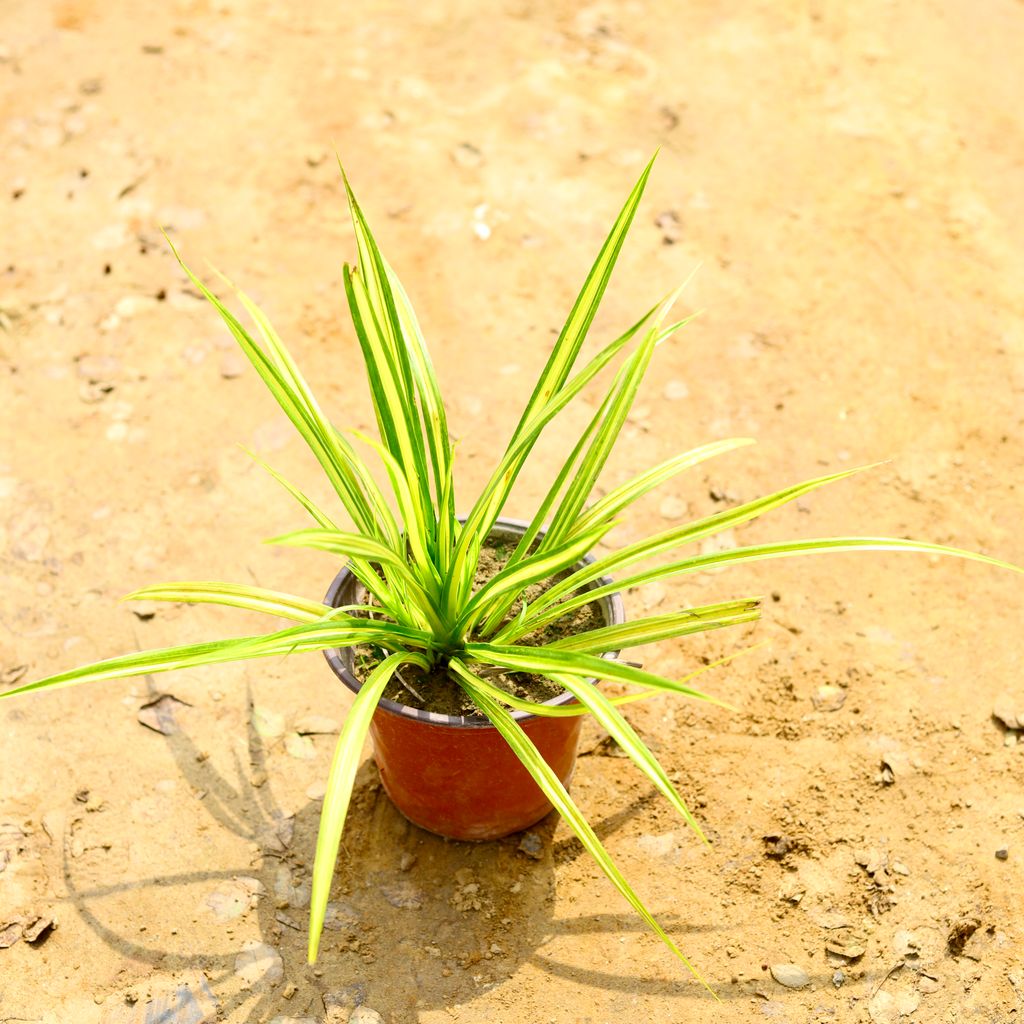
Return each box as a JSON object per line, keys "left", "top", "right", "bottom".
{"left": 322, "top": 518, "right": 625, "bottom": 841}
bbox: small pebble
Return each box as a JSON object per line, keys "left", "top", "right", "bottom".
{"left": 284, "top": 732, "right": 315, "bottom": 760}
{"left": 832, "top": 969, "right": 845, "bottom": 988}
{"left": 658, "top": 496, "right": 688, "bottom": 520}
{"left": 654, "top": 209, "right": 682, "bottom": 244}
{"left": 219, "top": 352, "right": 246, "bottom": 379}
{"left": 992, "top": 695, "right": 1022, "bottom": 730}
{"left": 770, "top": 963, "right": 810, "bottom": 989}
{"left": 995, "top": 847, "right": 1009, "bottom": 861}
{"left": 293, "top": 714, "right": 339, "bottom": 735}
{"left": 518, "top": 832, "right": 543, "bottom": 860}
{"left": 233, "top": 941, "right": 283, "bottom": 987}
{"left": 348, "top": 1008, "right": 383, "bottom": 1024}
{"left": 451, "top": 142, "right": 483, "bottom": 168}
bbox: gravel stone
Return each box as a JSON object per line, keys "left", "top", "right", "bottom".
{"left": 770, "top": 963, "right": 810, "bottom": 989}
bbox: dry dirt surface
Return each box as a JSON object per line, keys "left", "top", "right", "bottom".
{"left": 2, "top": 2, "right": 1024, "bottom": 1023}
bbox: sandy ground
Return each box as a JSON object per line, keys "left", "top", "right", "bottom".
{"left": 3, "top": 2, "right": 1024, "bottom": 1022}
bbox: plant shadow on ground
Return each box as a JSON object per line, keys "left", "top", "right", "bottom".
{"left": 56, "top": 681, "right": 860, "bottom": 1022}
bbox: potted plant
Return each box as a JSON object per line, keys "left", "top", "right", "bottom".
{"left": 3, "top": 156, "right": 1018, "bottom": 990}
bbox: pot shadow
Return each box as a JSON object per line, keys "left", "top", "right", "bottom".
{"left": 58, "top": 679, "right": 777, "bottom": 1023}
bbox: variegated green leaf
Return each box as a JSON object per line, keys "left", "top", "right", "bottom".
{"left": 450, "top": 660, "right": 714, "bottom": 992}
{"left": 308, "top": 651, "right": 430, "bottom": 962}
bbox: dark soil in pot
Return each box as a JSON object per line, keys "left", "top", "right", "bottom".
{"left": 354, "top": 531, "right": 606, "bottom": 717}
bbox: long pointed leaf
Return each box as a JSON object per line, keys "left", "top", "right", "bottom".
{"left": 464, "top": 642, "right": 735, "bottom": 710}
{"left": 515, "top": 536, "right": 1024, "bottom": 639}
{"left": 525, "top": 464, "right": 877, "bottom": 625}
{"left": 540, "top": 288, "right": 674, "bottom": 550}
{"left": 126, "top": 582, "right": 332, "bottom": 623}
{"left": 569, "top": 438, "right": 756, "bottom": 538}
{"left": 450, "top": 660, "right": 714, "bottom": 991}
{"left": 463, "top": 643, "right": 768, "bottom": 717}
{"left": 308, "top": 651, "right": 430, "bottom": 962}
{"left": 546, "top": 670, "right": 709, "bottom": 843}
{"left": 545, "top": 599, "right": 761, "bottom": 653}
{"left": 509, "top": 154, "right": 657, "bottom": 447}
{"left": 0, "top": 619, "right": 430, "bottom": 701}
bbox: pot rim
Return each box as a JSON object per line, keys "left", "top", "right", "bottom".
{"left": 322, "top": 517, "right": 625, "bottom": 730}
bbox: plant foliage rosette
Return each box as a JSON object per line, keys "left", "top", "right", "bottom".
{"left": 4, "top": 157, "right": 1019, "bottom": 988}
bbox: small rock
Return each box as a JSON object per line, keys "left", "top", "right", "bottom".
{"left": 654, "top": 209, "right": 682, "bottom": 244}
{"left": 323, "top": 984, "right": 366, "bottom": 1018}
{"left": 284, "top": 732, "right": 316, "bottom": 760}
{"left": 348, "top": 1009, "right": 383, "bottom": 1024}
{"left": 204, "top": 877, "right": 264, "bottom": 921}
{"left": 76, "top": 353, "right": 121, "bottom": 381}
{"left": 832, "top": 969, "right": 845, "bottom": 988}
{"left": 0, "top": 920, "right": 22, "bottom": 948}
{"left": 181, "top": 344, "right": 207, "bottom": 366}
{"left": 115, "top": 295, "right": 158, "bottom": 318}
{"left": 219, "top": 352, "right": 246, "bottom": 379}
{"left": 763, "top": 834, "right": 793, "bottom": 859}
{"left": 777, "top": 878, "right": 805, "bottom": 904}
{"left": 22, "top": 914, "right": 54, "bottom": 944}
{"left": 379, "top": 880, "right": 423, "bottom": 909}
{"left": 992, "top": 694, "right": 1022, "bottom": 730}
{"left": 947, "top": 917, "right": 980, "bottom": 956}
{"left": 451, "top": 142, "right": 483, "bottom": 168}
{"left": 918, "top": 975, "right": 941, "bottom": 994}
{"left": 294, "top": 715, "right": 340, "bottom": 735}
{"left": 812, "top": 684, "right": 846, "bottom": 712}
{"left": 234, "top": 941, "right": 283, "bottom": 987}
{"left": 323, "top": 901, "right": 360, "bottom": 930}
{"left": 636, "top": 832, "right": 679, "bottom": 859}
{"left": 398, "top": 851, "right": 417, "bottom": 872}
{"left": 274, "top": 864, "right": 310, "bottom": 908}
{"left": 130, "top": 601, "right": 158, "bottom": 621}
{"left": 769, "top": 963, "right": 810, "bottom": 989}
{"left": 251, "top": 705, "right": 285, "bottom": 739}
{"left": 825, "top": 936, "right": 865, "bottom": 960}
{"left": 1, "top": 665, "right": 27, "bottom": 687}
{"left": 658, "top": 496, "right": 688, "bottom": 520}
{"left": 813, "top": 910, "right": 852, "bottom": 930}
{"left": 869, "top": 990, "right": 898, "bottom": 1024}
{"left": 995, "top": 847, "right": 1009, "bottom": 860}
{"left": 78, "top": 379, "right": 115, "bottom": 404}
{"left": 698, "top": 529, "right": 738, "bottom": 568}
{"left": 517, "top": 832, "right": 543, "bottom": 860}
{"left": 892, "top": 929, "right": 919, "bottom": 959}
{"left": 258, "top": 816, "right": 295, "bottom": 853}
